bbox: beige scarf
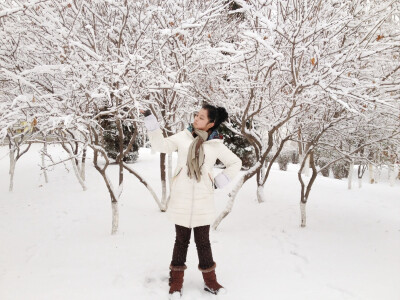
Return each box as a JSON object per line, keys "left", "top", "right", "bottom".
{"left": 186, "top": 127, "right": 209, "bottom": 182}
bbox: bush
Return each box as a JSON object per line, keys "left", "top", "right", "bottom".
{"left": 217, "top": 123, "right": 256, "bottom": 170}
{"left": 316, "top": 157, "right": 330, "bottom": 177}
{"left": 290, "top": 150, "right": 299, "bottom": 164}
{"left": 102, "top": 120, "right": 139, "bottom": 163}
{"left": 277, "top": 151, "right": 291, "bottom": 171}
{"left": 331, "top": 160, "right": 350, "bottom": 179}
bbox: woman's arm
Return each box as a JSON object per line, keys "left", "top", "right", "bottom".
{"left": 214, "top": 143, "right": 242, "bottom": 189}
{"left": 143, "top": 111, "right": 181, "bottom": 154}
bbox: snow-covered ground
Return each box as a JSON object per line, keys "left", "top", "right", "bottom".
{"left": 0, "top": 144, "right": 399, "bottom": 300}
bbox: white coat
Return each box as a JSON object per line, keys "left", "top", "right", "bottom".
{"left": 145, "top": 116, "right": 242, "bottom": 228}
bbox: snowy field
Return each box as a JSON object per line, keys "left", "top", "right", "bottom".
{"left": 0, "top": 144, "right": 399, "bottom": 300}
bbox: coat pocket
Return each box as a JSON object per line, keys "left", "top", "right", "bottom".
{"left": 172, "top": 167, "right": 183, "bottom": 184}
{"left": 207, "top": 172, "right": 214, "bottom": 191}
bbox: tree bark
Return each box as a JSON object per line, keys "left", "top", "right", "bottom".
{"left": 357, "top": 164, "right": 367, "bottom": 188}
{"left": 348, "top": 159, "right": 354, "bottom": 190}
{"left": 111, "top": 201, "right": 119, "bottom": 235}
{"left": 256, "top": 164, "right": 266, "bottom": 203}
{"left": 70, "top": 151, "right": 87, "bottom": 191}
{"left": 212, "top": 176, "right": 245, "bottom": 230}
{"left": 298, "top": 150, "right": 318, "bottom": 228}
{"left": 256, "top": 185, "right": 265, "bottom": 203}
{"left": 9, "top": 150, "right": 16, "bottom": 192}
{"left": 300, "top": 202, "right": 306, "bottom": 227}
{"left": 329, "top": 167, "right": 334, "bottom": 179}
{"left": 161, "top": 153, "right": 173, "bottom": 211}
{"left": 303, "top": 154, "right": 310, "bottom": 176}
{"left": 123, "top": 163, "right": 163, "bottom": 210}
{"left": 374, "top": 166, "right": 381, "bottom": 184}
{"left": 62, "top": 145, "right": 87, "bottom": 191}
{"left": 8, "top": 141, "right": 31, "bottom": 192}
{"left": 368, "top": 163, "right": 374, "bottom": 184}
{"left": 160, "top": 153, "right": 167, "bottom": 211}
{"left": 42, "top": 139, "right": 49, "bottom": 184}
{"left": 89, "top": 126, "right": 119, "bottom": 234}
{"left": 80, "top": 146, "right": 87, "bottom": 181}
{"left": 389, "top": 164, "right": 395, "bottom": 187}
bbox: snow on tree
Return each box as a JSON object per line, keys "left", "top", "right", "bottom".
{"left": 1, "top": 0, "right": 399, "bottom": 233}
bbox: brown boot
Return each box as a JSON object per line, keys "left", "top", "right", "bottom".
{"left": 169, "top": 264, "right": 187, "bottom": 296}
{"left": 199, "top": 262, "right": 225, "bottom": 295}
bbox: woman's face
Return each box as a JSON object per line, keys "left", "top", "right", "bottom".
{"left": 193, "top": 108, "right": 215, "bottom": 131}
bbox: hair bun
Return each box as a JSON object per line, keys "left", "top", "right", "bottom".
{"left": 217, "top": 107, "right": 229, "bottom": 123}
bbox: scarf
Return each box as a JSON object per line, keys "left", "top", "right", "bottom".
{"left": 186, "top": 127, "right": 209, "bottom": 182}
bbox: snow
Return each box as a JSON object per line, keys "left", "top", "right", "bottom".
{"left": 20, "top": 64, "right": 66, "bottom": 76}
{"left": 0, "top": 144, "right": 399, "bottom": 300}
{"left": 240, "top": 31, "right": 284, "bottom": 60}
{"left": 0, "top": 0, "right": 51, "bottom": 18}
{"left": 69, "top": 41, "right": 102, "bottom": 61}
{"left": 10, "top": 94, "right": 33, "bottom": 108}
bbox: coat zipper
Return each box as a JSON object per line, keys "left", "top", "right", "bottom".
{"left": 172, "top": 167, "right": 182, "bottom": 184}
{"left": 189, "top": 171, "right": 213, "bottom": 227}
{"left": 189, "top": 177, "right": 195, "bottom": 228}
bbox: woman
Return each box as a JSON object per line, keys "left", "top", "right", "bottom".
{"left": 140, "top": 104, "right": 242, "bottom": 298}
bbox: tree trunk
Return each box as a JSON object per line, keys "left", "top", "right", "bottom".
{"left": 42, "top": 140, "right": 49, "bottom": 183}
{"left": 90, "top": 128, "right": 120, "bottom": 235}
{"left": 374, "top": 166, "right": 381, "bottom": 184}
{"left": 160, "top": 153, "right": 167, "bottom": 211}
{"left": 299, "top": 154, "right": 305, "bottom": 174}
{"left": 256, "top": 185, "right": 266, "bottom": 203}
{"left": 304, "top": 155, "right": 310, "bottom": 176}
{"left": 298, "top": 150, "right": 318, "bottom": 228}
{"left": 9, "top": 150, "right": 16, "bottom": 192}
{"left": 389, "top": 164, "right": 395, "bottom": 187}
{"left": 212, "top": 160, "right": 264, "bottom": 229}
{"left": 300, "top": 201, "right": 306, "bottom": 227}
{"left": 80, "top": 146, "right": 87, "bottom": 181}
{"left": 256, "top": 165, "right": 266, "bottom": 203}
{"left": 212, "top": 177, "right": 245, "bottom": 230}
{"left": 96, "top": 169, "right": 119, "bottom": 234}
{"left": 348, "top": 160, "right": 354, "bottom": 190}
{"left": 8, "top": 141, "right": 32, "bottom": 192}
{"left": 66, "top": 149, "right": 86, "bottom": 191}
{"left": 357, "top": 164, "right": 366, "bottom": 188}
{"left": 123, "top": 163, "right": 163, "bottom": 210}
{"left": 71, "top": 155, "right": 87, "bottom": 191}
{"left": 111, "top": 201, "right": 119, "bottom": 235}
{"left": 329, "top": 167, "right": 334, "bottom": 178}
{"left": 297, "top": 128, "right": 303, "bottom": 164}
{"left": 368, "top": 163, "right": 374, "bottom": 184}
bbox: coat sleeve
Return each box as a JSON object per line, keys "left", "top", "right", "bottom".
{"left": 144, "top": 114, "right": 181, "bottom": 154}
{"left": 147, "top": 128, "right": 182, "bottom": 154}
{"left": 214, "top": 143, "right": 242, "bottom": 188}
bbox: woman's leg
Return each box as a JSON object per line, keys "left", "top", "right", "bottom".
{"left": 194, "top": 225, "right": 224, "bottom": 294}
{"left": 193, "top": 225, "right": 214, "bottom": 269}
{"left": 171, "top": 224, "right": 192, "bottom": 266}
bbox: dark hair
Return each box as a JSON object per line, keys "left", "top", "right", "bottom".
{"left": 202, "top": 104, "right": 229, "bottom": 131}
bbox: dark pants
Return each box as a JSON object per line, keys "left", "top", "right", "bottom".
{"left": 171, "top": 224, "right": 214, "bottom": 270}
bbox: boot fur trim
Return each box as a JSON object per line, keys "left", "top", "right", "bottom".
{"left": 198, "top": 262, "right": 216, "bottom": 273}
{"left": 169, "top": 264, "right": 187, "bottom": 271}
